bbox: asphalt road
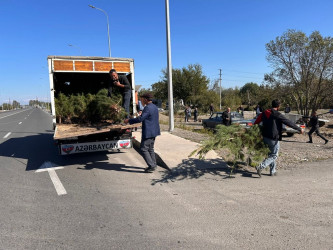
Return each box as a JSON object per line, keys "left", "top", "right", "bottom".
{"left": 0, "top": 108, "right": 332, "bottom": 249}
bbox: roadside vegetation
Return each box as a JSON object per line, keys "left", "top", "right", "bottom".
{"left": 140, "top": 29, "right": 333, "bottom": 116}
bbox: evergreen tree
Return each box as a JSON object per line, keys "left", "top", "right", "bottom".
{"left": 55, "top": 93, "right": 73, "bottom": 123}
{"left": 55, "top": 89, "right": 127, "bottom": 124}
{"left": 191, "top": 125, "right": 269, "bottom": 175}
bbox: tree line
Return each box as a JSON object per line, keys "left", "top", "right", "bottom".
{"left": 0, "top": 100, "right": 21, "bottom": 110}
{"left": 141, "top": 30, "right": 333, "bottom": 115}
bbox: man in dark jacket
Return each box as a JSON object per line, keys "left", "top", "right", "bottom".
{"left": 254, "top": 99, "right": 303, "bottom": 177}
{"left": 124, "top": 93, "right": 160, "bottom": 173}
{"left": 307, "top": 111, "right": 328, "bottom": 144}
{"left": 109, "top": 69, "right": 132, "bottom": 115}
{"left": 222, "top": 107, "right": 232, "bottom": 126}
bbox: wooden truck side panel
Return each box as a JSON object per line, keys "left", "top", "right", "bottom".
{"left": 51, "top": 57, "right": 132, "bottom": 73}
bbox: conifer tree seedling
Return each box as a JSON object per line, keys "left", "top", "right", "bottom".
{"left": 190, "top": 124, "right": 269, "bottom": 177}
{"left": 55, "top": 93, "right": 73, "bottom": 124}
{"left": 55, "top": 89, "right": 127, "bottom": 124}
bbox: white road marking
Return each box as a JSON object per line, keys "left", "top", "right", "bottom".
{"left": 0, "top": 109, "right": 27, "bottom": 119}
{"left": 36, "top": 161, "right": 67, "bottom": 196}
{"left": 48, "top": 169, "right": 67, "bottom": 195}
{"left": 19, "top": 122, "right": 22, "bottom": 124}
{"left": 4, "top": 132, "right": 11, "bottom": 138}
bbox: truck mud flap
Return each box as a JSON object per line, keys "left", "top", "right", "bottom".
{"left": 59, "top": 139, "right": 132, "bottom": 155}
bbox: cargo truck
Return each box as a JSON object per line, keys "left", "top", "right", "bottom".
{"left": 47, "top": 56, "right": 139, "bottom": 155}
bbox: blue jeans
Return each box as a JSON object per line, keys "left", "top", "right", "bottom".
{"left": 258, "top": 137, "right": 280, "bottom": 174}
{"left": 140, "top": 137, "right": 157, "bottom": 169}
{"left": 123, "top": 89, "right": 132, "bottom": 115}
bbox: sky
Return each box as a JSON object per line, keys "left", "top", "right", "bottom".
{"left": 1, "top": 0, "right": 333, "bottom": 105}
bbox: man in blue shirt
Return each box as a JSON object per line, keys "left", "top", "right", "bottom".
{"left": 124, "top": 93, "right": 160, "bottom": 173}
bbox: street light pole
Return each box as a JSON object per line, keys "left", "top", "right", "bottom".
{"left": 219, "top": 69, "right": 222, "bottom": 110}
{"left": 88, "top": 5, "right": 111, "bottom": 57}
{"left": 68, "top": 44, "right": 82, "bottom": 55}
{"left": 165, "top": 0, "right": 174, "bottom": 132}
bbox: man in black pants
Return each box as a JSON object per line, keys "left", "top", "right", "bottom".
{"left": 124, "top": 93, "right": 160, "bottom": 173}
{"left": 109, "top": 69, "right": 132, "bottom": 115}
{"left": 307, "top": 111, "right": 329, "bottom": 144}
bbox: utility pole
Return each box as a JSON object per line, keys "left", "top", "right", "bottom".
{"left": 219, "top": 69, "right": 222, "bottom": 110}
{"left": 165, "top": 0, "right": 174, "bottom": 132}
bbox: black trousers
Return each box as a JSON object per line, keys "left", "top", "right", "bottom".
{"left": 140, "top": 137, "right": 157, "bottom": 169}
{"left": 308, "top": 126, "right": 327, "bottom": 142}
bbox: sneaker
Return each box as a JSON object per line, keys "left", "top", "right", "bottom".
{"left": 270, "top": 172, "right": 277, "bottom": 176}
{"left": 325, "top": 140, "right": 329, "bottom": 145}
{"left": 256, "top": 166, "right": 262, "bottom": 177}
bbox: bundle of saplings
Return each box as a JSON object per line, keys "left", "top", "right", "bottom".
{"left": 190, "top": 124, "right": 269, "bottom": 175}
{"left": 55, "top": 89, "right": 127, "bottom": 124}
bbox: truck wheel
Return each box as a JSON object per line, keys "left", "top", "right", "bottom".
{"left": 286, "top": 132, "right": 294, "bottom": 137}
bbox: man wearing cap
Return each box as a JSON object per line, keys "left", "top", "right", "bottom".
{"left": 109, "top": 69, "right": 132, "bottom": 115}
{"left": 124, "top": 93, "right": 160, "bottom": 173}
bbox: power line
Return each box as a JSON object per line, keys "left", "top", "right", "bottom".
{"left": 222, "top": 69, "right": 267, "bottom": 75}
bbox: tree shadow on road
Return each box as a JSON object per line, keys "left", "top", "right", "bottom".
{"left": 77, "top": 161, "right": 145, "bottom": 173}
{"left": 151, "top": 158, "right": 258, "bottom": 185}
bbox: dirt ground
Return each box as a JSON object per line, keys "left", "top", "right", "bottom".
{"left": 159, "top": 111, "right": 333, "bottom": 172}
{"left": 277, "top": 112, "right": 333, "bottom": 170}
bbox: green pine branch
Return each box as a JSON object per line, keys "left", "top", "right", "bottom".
{"left": 190, "top": 124, "right": 269, "bottom": 171}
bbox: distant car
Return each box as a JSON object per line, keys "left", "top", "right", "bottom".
{"left": 282, "top": 113, "right": 306, "bottom": 137}
{"left": 202, "top": 112, "right": 254, "bottom": 129}
{"left": 232, "top": 117, "right": 256, "bottom": 129}
{"left": 282, "top": 124, "right": 305, "bottom": 137}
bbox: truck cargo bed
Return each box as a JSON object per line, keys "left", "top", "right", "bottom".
{"left": 54, "top": 123, "right": 141, "bottom": 140}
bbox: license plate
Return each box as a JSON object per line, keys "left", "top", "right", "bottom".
{"left": 60, "top": 139, "right": 132, "bottom": 155}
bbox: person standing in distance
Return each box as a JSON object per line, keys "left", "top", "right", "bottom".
{"left": 193, "top": 107, "right": 198, "bottom": 122}
{"left": 254, "top": 99, "right": 303, "bottom": 177}
{"left": 209, "top": 103, "right": 214, "bottom": 116}
{"left": 307, "top": 111, "right": 328, "bottom": 144}
{"left": 255, "top": 104, "right": 263, "bottom": 116}
{"left": 124, "top": 93, "right": 160, "bottom": 173}
{"left": 222, "top": 107, "right": 232, "bottom": 126}
{"left": 109, "top": 69, "right": 132, "bottom": 115}
{"left": 284, "top": 104, "right": 291, "bottom": 113}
